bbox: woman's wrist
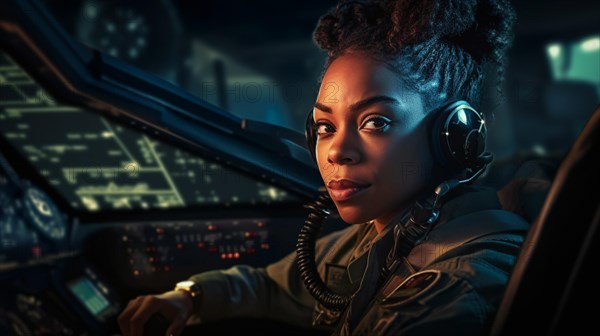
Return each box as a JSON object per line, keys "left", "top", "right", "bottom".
{"left": 174, "top": 280, "right": 203, "bottom": 313}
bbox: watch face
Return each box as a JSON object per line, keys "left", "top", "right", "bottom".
{"left": 176, "top": 280, "right": 201, "bottom": 301}
{"left": 176, "top": 280, "right": 195, "bottom": 289}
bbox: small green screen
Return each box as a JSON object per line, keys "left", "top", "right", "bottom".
{"left": 68, "top": 277, "right": 110, "bottom": 316}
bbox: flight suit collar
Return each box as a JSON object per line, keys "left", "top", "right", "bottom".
{"left": 345, "top": 186, "right": 499, "bottom": 287}
{"left": 347, "top": 221, "right": 395, "bottom": 284}
{"left": 344, "top": 221, "right": 398, "bottom": 332}
{"left": 335, "top": 186, "right": 503, "bottom": 335}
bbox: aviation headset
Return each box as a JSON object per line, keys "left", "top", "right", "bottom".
{"left": 304, "top": 99, "right": 490, "bottom": 173}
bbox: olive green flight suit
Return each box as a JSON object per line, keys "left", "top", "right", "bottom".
{"left": 188, "top": 186, "right": 529, "bottom": 335}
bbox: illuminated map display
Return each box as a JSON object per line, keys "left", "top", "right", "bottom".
{"left": 0, "top": 53, "right": 297, "bottom": 211}
{"left": 67, "top": 276, "right": 110, "bottom": 316}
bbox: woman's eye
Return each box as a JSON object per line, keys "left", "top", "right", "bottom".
{"left": 361, "top": 116, "right": 392, "bottom": 131}
{"left": 315, "top": 123, "right": 335, "bottom": 135}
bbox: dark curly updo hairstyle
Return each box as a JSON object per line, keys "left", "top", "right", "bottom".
{"left": 313, "top": 0, "right": 516, "bottom": 111}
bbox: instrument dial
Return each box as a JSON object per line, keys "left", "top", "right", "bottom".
{"left": 21, "top": 186, "right": 66, "bottom": 241}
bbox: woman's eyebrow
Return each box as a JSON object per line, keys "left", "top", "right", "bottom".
{"left": 314, "top": 95, "right": 400, "bottom": 114}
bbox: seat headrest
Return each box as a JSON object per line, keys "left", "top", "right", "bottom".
{"left": 496, "top": 159, "right": 557, "bottom": 223}
{"left": 498, "top": 178, "right": 551, "bottom": 223}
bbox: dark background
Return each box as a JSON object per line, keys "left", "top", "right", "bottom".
{"left": 41, "top": 0, "right": 599, "bottom": 161}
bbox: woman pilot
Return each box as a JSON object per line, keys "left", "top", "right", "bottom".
{"left": 119, "top": 0, "right": 528, "bottom": 335}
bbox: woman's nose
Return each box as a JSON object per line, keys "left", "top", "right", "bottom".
{"left": 326, "top": 127, "right": 361, "bottom": 165}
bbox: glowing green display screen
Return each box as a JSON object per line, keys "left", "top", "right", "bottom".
{"left": 68, "top": 277, "right": 110, "bottom": 316}
{"left": 0, "top": 52, "right": 297, "bottom": 211}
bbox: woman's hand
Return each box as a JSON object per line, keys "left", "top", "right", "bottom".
{"left": 118, "top": 290, "right": 193, "bottom": 336}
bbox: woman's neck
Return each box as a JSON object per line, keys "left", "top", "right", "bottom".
{"left": 373, "top": 207, "right": 410, "bottom": 233}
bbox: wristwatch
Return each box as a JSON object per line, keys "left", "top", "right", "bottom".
{"left": 174, "top": 280, "right": 203, "bottom": 312}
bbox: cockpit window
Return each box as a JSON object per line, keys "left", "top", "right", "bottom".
{"left": 0, "top": 53, "right": 298, "bottom": 212}
{"left": 546, "top": 34, "right": 600, "bottom": 90}
{"left": 41, "top": 0, "right": 313, "bottom": 131}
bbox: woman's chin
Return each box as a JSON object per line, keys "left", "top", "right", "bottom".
{"left": 336, "top": 206, "right": 374, "bottom": 225}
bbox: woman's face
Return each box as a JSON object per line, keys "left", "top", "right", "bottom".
{"left": 314, "top": 54, "right": 435, "bottom": 230}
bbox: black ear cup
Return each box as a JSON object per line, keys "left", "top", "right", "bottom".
{"left": 305, "top": 111, "right": 318, "bottom": 163}
{"left": 430, "top": 100, "right": 487, "bottom": 171}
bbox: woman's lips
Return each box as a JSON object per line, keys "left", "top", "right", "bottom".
{"left": 327, "top": 179, "right": 370, "bottom": 202}
{"left": 328, "top": 186, "right": 369, "bottom": 202}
